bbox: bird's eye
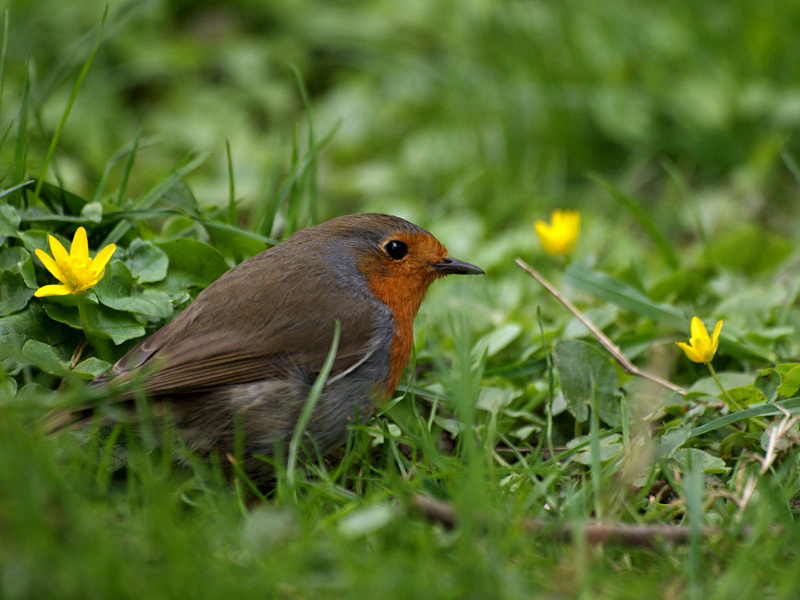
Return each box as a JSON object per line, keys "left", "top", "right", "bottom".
{"left": 384, "top": 240, "right": 408, "bottom": 260}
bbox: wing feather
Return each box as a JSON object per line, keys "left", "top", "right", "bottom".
{"left": 99, "top": 239, "right": 386, "bottom": 401}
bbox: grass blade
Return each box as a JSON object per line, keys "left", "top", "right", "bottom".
{"left": 661, "top": 158, "right": 707, "bottom": 245}
{"left": 226, "top": 139, "right": 236, "bottom": 225}
{"left": 90, "top": 132, "right": 151, "bottom": 205}
{"left": 564, "top": 261, "right": 774, "bottom": 361}
{"left": 688, "top": 397, "right": 800, "bottom": 438}
{"left": 115, "top": 131, "right": 144, "bottom": 207}
{"left": 0, "top": 180, "right": 34, "bottom": 201}
{"left": 100, "top": 150, "right": 209, "bottom": 247}
{"left": 0, "top": 10, "right": 8, "bottom": 123}
{"left": 564, "top": 260, "right": 685, "bottom": 327}
{"left": 537, "top": 306, "right": 556, "bottom": 462}
{"left": 291, "top": 64, "right": 318, "bottom": 225}
{"left": 286, "top": 320, "right": 341, "bottom": 490}
{"left": 257, "top": 121, "right": 341, "bottom": 238}
{"left": 589, "top": 373, "right": 602, "bottom": 519}
{"left": 590, "top": 172, "right": 680, "bottom": 269}
{"left": 32, "top": 7, "right": 108, "bottom": 205}
{"left": 11, "top": 62, "right": 30, "bottom": 201}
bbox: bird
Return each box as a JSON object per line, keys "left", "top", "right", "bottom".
{"left": 66, "top": 213, "right": 483, "bottom": 481}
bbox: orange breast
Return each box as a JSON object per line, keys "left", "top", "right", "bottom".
{"left": 360, "top": 232, "right": 445, "bottom": 395}
{"left": 366, "top": 271, "right": 429, "bottom": 394}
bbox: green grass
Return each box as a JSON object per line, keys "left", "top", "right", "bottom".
{"left": 3, "top": 0, "right": 800, "bottom": 598}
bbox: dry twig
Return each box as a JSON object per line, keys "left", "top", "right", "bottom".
{"left": 411, "top": 494, "right": 716, "bottom": 547}
{"left": 514, "top": 258, "right": 685, "bottom": 396}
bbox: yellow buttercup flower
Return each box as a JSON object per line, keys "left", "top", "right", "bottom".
{"left": 676, "top": 317, "right": 723, "bottom": 364}
{"left": 34, "top": 227, "right": 116, "bottom": 297}
{"left": 535, "top": 209, "right": 580, "bottom": 255}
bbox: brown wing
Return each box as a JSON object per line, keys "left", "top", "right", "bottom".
{"left": 106, "top": 332, "right": 373, "bottom": 400}
{"left": 100, "top": 241, "right": 383, "bottom": 400}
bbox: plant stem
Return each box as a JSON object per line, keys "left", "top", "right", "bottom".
{"left": 706, "top": 362, "right": 769, "bottom": 430}
{"left": 706, "top": 362, "right": 741, "bottom": 411}
{"left": 515, "top": 258, "right": 686, "bottom": 395}
{"left": 77, "top": 295, "right": 93, "bottom": 346}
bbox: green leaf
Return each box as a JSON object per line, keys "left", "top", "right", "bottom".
{"left": 125, "top": 239, "right": 168, "bottom": 283}
{"left": 708, "top": 226, "right": 793, "bottom": 275}
{"left": 658, "top": 425, "right": 690, "bottom": 459}
{"left": 337, "top": 504, "right": 393, "bottom": 539}
{"left": 93, "top": 260, "right": 132, "bottom": 297}
{"left": 80, "top": 201, "right": 103, "bottom": 223}
{"left": 0, "top": 270, "right": 35, "bottom": 315}
{"left": 21, "top": 339, "right": 69, "bottom": 376}
{"left": 726, "top": 386, "right": 767, "bottom": 407}
{"left": 44, "top": 302, "right": 145, "bottom": 345}
{"left": 208, "top": 225, "right": 273, "bottom": 260}
{"left": 157, "top": 238, "right": 229, "bottom": 290}
{"left": 670, "top": 448, "right": 729, "bottom": 475}
{"left": 685, "top": 372, "right": 757, "bottom": 398}
{"left": 553, "top": 339, "right": 620, "bottom": 426}
{"left": 0, "top": 247, "right": 37, "bottom": 288}
{"left": 564, "top": 260, "right": 685, "bottom": 328}
{"left": 93, "top": 261, "right": 174, "bottom": 319}
{"left": 17, "top": 230, "right": 51, "bottom": 255}
{"left": 567, "top": 433, "right": 623, "bottom": 465}
{"left": 476, "top": 386, "right": 522, "bottom": 412}
{"left": 0, "top": 377, "right": 17, "bottom": 402}
{"left": 0, "top": 304, "right": 73, "bottom": 350}
{"left": 754, "top": 368, "right": 781, "bottom": 402}
{"left": 719, "top": 432, "right": 756, "bottom": 456}
{"left": 13, "top": 382, "right": 57, "bottom": 406}
{"left": 473, "top": 323, "right": 522, "bottom": 359}
{"left": 73, "top": 357, "right": 111, "bottom": 378}
{"left": 777, "top": 365, "right": 800, "bottom": 398}
{"left": 0, "top": 203, "right": 21, "bottom": 237}
{"left": 160, "top": 179, "right": 200, "bottom": 215}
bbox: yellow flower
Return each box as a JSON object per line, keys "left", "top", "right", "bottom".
{"left": 676, "top": 317, "right": 723, "bottom": 364}
{"left": 535, "top": 209, "right": 580, "bottom": 255}
{"left": 34, "top": 227, "right": 116, "bottom": 297}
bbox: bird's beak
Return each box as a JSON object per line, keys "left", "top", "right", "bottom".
{"left": 430, "top": 257, "right": 485, "bottom": 276}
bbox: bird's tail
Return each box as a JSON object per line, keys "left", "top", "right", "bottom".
{"left": 42, "top": 377, "right": 128, "bottom": 436}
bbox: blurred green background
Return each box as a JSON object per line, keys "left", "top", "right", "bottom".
{"left": 5, "top": 0, "right": 800, "bottom": 240}
{"left": 5, "top": 3, "right": 800, "bottom": 597}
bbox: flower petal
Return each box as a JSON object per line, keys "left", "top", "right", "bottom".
{"left": 48, "top": 235, "right": 70, "bottom": 267}
{"left": 536, "top": 210, "right": 580, "bottom": 256}
{"left": 534, "top": 220, "right": 551, "bottom": 236}
{"left": 694, "top": 336, "right": 712, "bottom": 362}
{"left": 91, "top": 243, "right": 117, "bottom": 272}
{"left": 711, "top": 320, "right": 723, "bottom": 343}
{"left": 676, "top": 341, "right": 702, "bottom": 363}
{"left": 34, "top": 284, "right": 73, "bottom": 297}
{"left": 70, "top": 227, "right": 89, "bottom": 261}
{"left": 689, "top": 316, "right": 708, "bottom": 340}
{"left": 35, "top": 249, "right": 68, "bottom": 284}
{"left": 710, "top": 320, "right": 723, "bottom": 356}
{"left": 553, "top": 210, "right": 579, "bottom": 230}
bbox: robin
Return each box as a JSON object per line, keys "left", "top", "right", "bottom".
{"left": 71, "top": 213, "right": 483, "bottom": 480}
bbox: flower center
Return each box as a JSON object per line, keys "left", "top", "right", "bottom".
{"left": 64, "top": 257, "right": 97, "bottom": 291}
